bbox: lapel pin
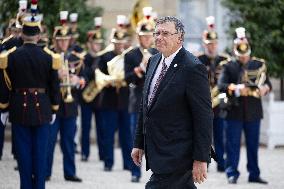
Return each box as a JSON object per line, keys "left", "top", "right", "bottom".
{"left": 174, "top": 64, "right": 177, "bottom": 68}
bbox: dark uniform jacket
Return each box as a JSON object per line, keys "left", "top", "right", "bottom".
{"left": 78, "top": 52, "right": 101, "bottom": 108}
{"left": 0, "top": 35, "right": 23, "bottom": 52}
{"left": 218, "top": 58, "right": 272, "bottom": 122}
{"left": 0, "top": 43, "right": 61, "bottom": 126}
{"left": 124, "top": 47, "right": 158, "bottom": 113}
{"left": 97, "top": 51, "right": 129, "bottom": 111}
{"left": 134, "top": 47, "right": 213, "bottom": 174}
{"left": 57, "top": 53, "right": 87, "bottom": 118}
{"left": 198, "top": 53, "right": 229, "bottom": 115}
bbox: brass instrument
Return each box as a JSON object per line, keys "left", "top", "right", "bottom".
{"left": 60, "top": 53, "right": 74, "bottom": 103}
{"left": 82, "top": 46, "right": 133, "bottom": 103}
{"left": 242, "top": 62, "right": 267, "bottom": 98}
{"left": 137, "top": 48, "right": 151, "bottom": 77}
{"left": 210, "top": 59, "right": 229, "bottom": 108}
{"left": 211, "top": 86, "right": 228, "bottom": 109}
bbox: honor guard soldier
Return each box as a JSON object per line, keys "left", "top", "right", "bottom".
{"left": 37, "top": 22, "right": 49, "bottom": 48}
{"left": 0, "top": 2, "right": 61, "bottom": 188}
{"left": 0, "top": 0, "right": 32, "bottom": 166}
{"left": 218, "top": 27, "right": 271, "bottom": 184}
{"left": 197, "top": 16, "right": 229, "bottom": 172}
{"left": 45, "top": 18, "right": 84, "bottom": 182}
{"left": 0, "top": 19, "right": 23, "bottom": 52}
{"left": 0, "top": 0, "right": 28, "bottom": 52}
{"left": 80, "top": 17, "right": 105, "bottom": 162}
{"left": 124, "top": 7, "right": 158, "bottom": 182}
{"left": 68, "top": 12, "right": 84, "bottom": 53}
{"left": 97, "top": 16, "right": 133, "bottom": 172}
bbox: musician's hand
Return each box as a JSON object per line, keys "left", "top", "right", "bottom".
{"left": 134, "top": 67, "right": 143, "bottom": 78}
{"left": 0, "top": 112, "right": 9, "bottom": 126}
{"left": 58, "top": 69, "right": 68, "bottom": 79}
{"left": 70, "top": 74, "right": 80, "bottom": 86}
{"left": 79, "top": 78, "right": 86, "bottom": 89}
{"left": 228, "top": 83, "right": 236, "bottom": 91}
{"left": 240, "top": 86, "right": 249, "bottom": 96}
{"left": 259, "top": 85, "right": 270, "bottom": 96}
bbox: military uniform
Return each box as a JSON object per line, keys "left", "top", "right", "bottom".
{"left": 0, "top": 20, "right": 24, "bottom": 160}
{"left": 0, "top": 10, "right": 61, "bottom": 189}
{"left": 0, "top": 35, "right": 23, "bottom": 53}
{"left": 79, "top": 23, "right": 105, "bottom": 161}
{"left": 197, "top": 16, "right": 229, "bottom": 172}
{"left": 218, "top": 27, "right": 271, "bottom": 184}
{"left": 98, "top": 48, "right": 133, "bottom": 171}
{"left": 46, "top": 24, "right": 83, "bottom": 182}
{"left": 198, "top": 53, "right": 229, "bottom": 171}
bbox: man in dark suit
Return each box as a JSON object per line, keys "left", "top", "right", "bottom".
{"left": 0, "top": 12, "right": 61, "bottom": 189}
{"left": 218, "top": 27, "right": 271, "bottom": 184}
{"left": 131, "top": 16, "right": 213, "bottom": 189}
{"left": 124, "top": 13, "right": 158, "bottom": 182}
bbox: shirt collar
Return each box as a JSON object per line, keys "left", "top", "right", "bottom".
{"left": 162, "top": 46, "right": 182, "bottom": 67}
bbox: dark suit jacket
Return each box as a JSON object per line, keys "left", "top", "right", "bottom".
{"left": 124, "top": 47, "right": 158, "bottom": 113}
{"left": 218, "top": 58, "right": 272, "bottom": 122}
{"left": 134, "top": 47, "right": 213, "bottom": 174}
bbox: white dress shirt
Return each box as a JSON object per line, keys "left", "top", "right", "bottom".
{"left": 148, "top": 47, "right": 182, "bottom": 103}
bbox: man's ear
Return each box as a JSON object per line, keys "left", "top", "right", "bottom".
{"left": 177, "top": 36, "right": 182, "bottom": 44}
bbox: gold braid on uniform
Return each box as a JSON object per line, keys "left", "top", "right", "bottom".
{"left": 43, "top": 47, "right": 62, "bottom": 70}
{"left": 0, "top": 47, "right": 17, "bottom": 90}
{"left": 3, "top": 70, "right": 12, "bottom": 90}
{"left": 1, "top": 35, "right": 13, "bottom": 45}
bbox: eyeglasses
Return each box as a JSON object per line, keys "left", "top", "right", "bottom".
{"left": 153, "top": 31, "right": 179, "bottom": 37}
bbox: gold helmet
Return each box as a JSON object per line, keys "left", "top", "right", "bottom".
{"left": 202, "top": 16, "right": 218, "bottom": 44}
{"left": 136, "top": 7, "right": 155, "bottom": 36}
{"left": 87, "top": 17, "right": 103, "bottom": 43}
{"left": 110, "top": 15, "right": 129, "bottom": 43}
{"left": 53, "top": 26, "right": 72, "bottom": 39}
{"left": 233, "top": 27, "right": 251, "bottom": 56}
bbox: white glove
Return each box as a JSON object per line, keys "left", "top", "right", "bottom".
{"left": 50, "top": 114, "right": 56, "bottom": 125}
{"left": 234, "top": 84, "right": 245, "bottom": 97}
{"left": 1, "top": 112, "right": 9, "bottom": 126}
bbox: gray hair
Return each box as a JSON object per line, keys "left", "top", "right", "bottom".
{"left": 155, "top": 16, "right": 185, "bottom": 41}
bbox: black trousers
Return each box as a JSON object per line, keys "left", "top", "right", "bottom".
{"left": 145, "top": 170, "right": 197, "bottom": 189}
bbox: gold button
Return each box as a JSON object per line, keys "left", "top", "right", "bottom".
{"left": 36, "top": 103, "right": 40, "bottom": 107}
{"left": 35, "top": 91, "right": 38, "bottom": 95}
{"left": 23, "top": 103, "right": 27, "bottom": 107}
{"left": 23, "top": 92, "right": 27, "bottom": 95}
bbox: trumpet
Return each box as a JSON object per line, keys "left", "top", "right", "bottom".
{"left": 59, "top": 53, "right": 74, "bottom": 103}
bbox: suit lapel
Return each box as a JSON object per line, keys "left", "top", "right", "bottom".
{"left": 148, "top": 47, "right": 186, "bottom": 112}
{"left": 144, "top": 54, "right": 162, "bottom": 109}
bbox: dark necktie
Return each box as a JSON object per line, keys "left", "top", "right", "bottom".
{"left": 148, "top": 58, "right": 168, "bottom": 106}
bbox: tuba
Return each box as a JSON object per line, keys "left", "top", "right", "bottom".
{"left": 82, "top": 46, "right": 133, "bottom": 103}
